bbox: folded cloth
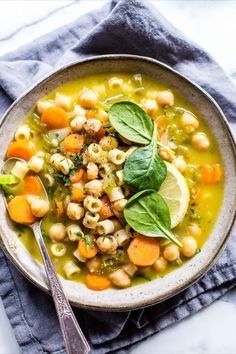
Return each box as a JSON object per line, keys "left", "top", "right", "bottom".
{"left": 0, "top": 0, "right": 236, "bottom": 353}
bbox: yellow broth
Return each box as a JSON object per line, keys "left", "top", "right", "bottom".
{"left": 10, "top": 73, "right": 223, "bottom": 287}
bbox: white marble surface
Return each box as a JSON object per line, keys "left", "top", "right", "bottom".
{"left": 0, "top": 1, "right": 236, "bottom": 353}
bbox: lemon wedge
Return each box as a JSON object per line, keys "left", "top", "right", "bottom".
{"left": 159, "top": 162, "right": 190, "bottom": 228}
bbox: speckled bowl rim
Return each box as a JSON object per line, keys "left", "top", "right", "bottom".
{"left": 0, "top": 54, "right": 236, "bottom": 311}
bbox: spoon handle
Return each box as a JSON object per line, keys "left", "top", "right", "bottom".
{"left": 32, "top": 222, "right": 91, "bottom": 354}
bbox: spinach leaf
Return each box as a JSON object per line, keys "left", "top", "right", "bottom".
{"left": 124, "top": 189, "right": 182, "bottom": 247}
{"left": 124, "top": 125, "right": 167, "bottom": 191}
{"left": 108, "top": 101, "right": 153, "bottom": 144}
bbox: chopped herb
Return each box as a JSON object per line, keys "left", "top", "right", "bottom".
{"left": 55, "top": 173, "right": 72, "bottom": 187}
{"left": 69, "top": 153, "right": 83, "bottom": 174}
{"left": 41, "top": 229, "right": 51, "bottom": 243}
{"left": 85, "top": 235, "right": 91, "bottom": 249}
{"left": 47, "top": 186, "right": 54, "bottom": 198}
{"left": 99, "top": 249, "right": 128, "bottom": 274}
{"left": 15, "top": 224, "right": 25, "bottom": 233}
{"left": 188, "top": 208, "right": 200, "bottom": 220}
{"left": 196, "top": 248, "right": 201, "bottom": 254}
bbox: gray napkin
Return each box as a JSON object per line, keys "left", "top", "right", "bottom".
{"left": 0, "top": 0, "right": 236, "bottom": 353}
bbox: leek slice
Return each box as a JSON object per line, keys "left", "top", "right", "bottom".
{"left": 0, "top": 174, "right": 24, "bottom": 195}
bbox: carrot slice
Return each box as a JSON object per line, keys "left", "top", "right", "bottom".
{"left": 201, "top": 164, "right": 213, "bottom": 184}
{"left": 212, "top": 164, "right": 223, "bottom": 183}
{"left": 99, "top": 195, "right": 114, "bottom": 219}
{"left": 86, "top": 274, "right": 111, "bottom": 291}
{"left": 201, "top": 164, "right": 223, "bottom": 184}
{"left": 8, "top": 195, "right": 37, "bottom": 224}
{"left": 64, "top": 134, "right": 84, "bottom": 153}
{"left": 70, "top": 186, "right": 86, "bottom": 202}
{"left": 41, "top": 106, "right": 69, "bottom": 129}
{"left": 86, "top": 109, "right": 97, "bottom": 119}
{"left": 78, "top": 236, "right": 98, "bottom": 259}
{"left": 127, "top": 235, "right": 160, "bottom": 266}
{"left": 70, "top": 168, "right": 84, "bottom": 184}
{"left": 7, "top": 141, "right": 35, "bottom": 160}
{"left": 20, "top": 176, "right": 42, "bottom": 195}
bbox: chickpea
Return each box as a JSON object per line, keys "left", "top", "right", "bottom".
{"left": 96, "top": 235, "right": 118, "bottom": 254}
{"left": 84, "top": 180, "right": 103, "bottom": 197}
{"left": 192, "top": 132, "right": 210, "bottom": 151}
{"left": 84, "top": 118, "right": 102, "bottom": 136}
{"left": 37, "top": 101, "right": 53, "bottom": 114}
{"left": 163, "top": 244, "right": 180, "bottom": 262}
{"left": 97, "top": 109, "right": 108, "bottom": 124}
{"left": 66, "top": 203, "right": 85, "bottom": 220}
{"left": 78, "top": 89, "right": 98, "bottom": 108}
{"left": 109, "top": 269, "right": 131, "bottom": 288}
{"left": 86, "top": 256, "right": 101, "bottom": 273}
{"left": 172, "top": 156, "right": 187, "bottom": 173}
{"left": 181, "top": 236, "right": 198, "bottom": 258}
{"left": 99, "top": 136, "right": 118, "bottom": 151}
{"left": 156, "top": 90, "right": 174, "bottom": 106}
{"left": 54, "top": 93, "right": 72, "bottom": 111}
{"left": 159, "top": 148, "right": 173, "bottom": 161}
{"left": 108, "top": 77, "right": 123, "bottom": 90}
{"left": 70, "top": 116, "right": 86, "bottom": 132}
{"left": 180, "top": 112, "right": 199, "bottom": 133}
{"left": 153, "top": 256, "right": 168, "bottom": 272}
{"left": 188, "top": 223, "right": 202, "bottom": 237}
{"left": 69, "top": 104, "right": 86, "bottom": 119}
{"left": 49, "top": 223, "right": 67, "bottom": 241}
{"left": 30, "top": 198, "right": 49, "bottom": 218}
{"left": 141, "top": 98, "right": 158, "bottom": 117}
{"left": 113, "top": 198, "right": 127, "bottom": 212}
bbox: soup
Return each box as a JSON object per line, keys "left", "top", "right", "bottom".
{"left": 1, "top": 73, "right": 224, "bottom": 290}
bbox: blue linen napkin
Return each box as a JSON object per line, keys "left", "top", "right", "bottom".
{"left": 0, "top": 0, "right": 236, "bottom": 353}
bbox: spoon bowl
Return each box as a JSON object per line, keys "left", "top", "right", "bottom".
{"left": 1, "top": 158, "right": 90, "bottom": 354}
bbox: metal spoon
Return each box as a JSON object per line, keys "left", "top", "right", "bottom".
{"left": 2, "top": 158, "right": 91, "bottom": 354}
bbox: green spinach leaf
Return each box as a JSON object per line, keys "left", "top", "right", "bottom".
{"left": 124, "top": 189, "right": 182, "bottom": 247}
{"left": 124, "top": 125, "right": 167, "bottom": 191}
{"left": 108, "top": 101, "right": 153, "bottom": 144}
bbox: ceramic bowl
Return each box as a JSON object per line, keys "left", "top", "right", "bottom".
{"left": 0, "top": 55, "right": 236, "bottom": 311}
